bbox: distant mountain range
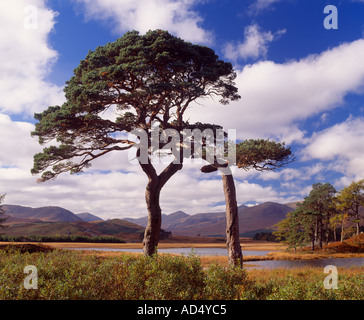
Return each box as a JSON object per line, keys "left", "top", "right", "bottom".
{"left": 3, "top": 205, "right": 85, "bottom": 223}
{"left": 1, "top": 204, "right": 144, "bottom": 241}
{"left": 1, "top": 202, "right": 295, "bottom": 239}
{"left": 125, "top": 202, "right": 294, "bottom": 237}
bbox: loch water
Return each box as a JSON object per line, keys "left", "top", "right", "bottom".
{"left": 68, "top": 247, "right": 364, "bottom": 269}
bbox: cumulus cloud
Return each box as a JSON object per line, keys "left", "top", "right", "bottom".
{"left": 249, "top": 0, "right": 283, "bottom": 13}
{"left": 73, "top": 0, "right": 212, "bottom": 44}
{"left": 303, "top": 117, "right": 364, "bottom": 185}
{"left": 186, "top": 38, "right": 364, "bottom": 144}
{"left": 0, "top": 0, "right": 64, "bottom": 115}
{"left": 224, "top": 23, "right": 286, "bottom": 61}
{"left": 0, "top": 114, "right": 41, "bottom": 170}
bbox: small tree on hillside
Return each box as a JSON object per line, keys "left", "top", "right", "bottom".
{"left": 31, "top": 30, "right": 240, "bottom": 256}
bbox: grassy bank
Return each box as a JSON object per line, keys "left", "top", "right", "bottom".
{"left": 0, "top": 245, "right": 362, "bottom": 300}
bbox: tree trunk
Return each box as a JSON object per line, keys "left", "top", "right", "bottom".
{"left": 319, "top": 218, "right": 323, "bottom": 250}
{"left": 311, "top": 225, "right": 315, "bottom": 251}
{"left": 355, "top": 204, "right": 360, "bottom": 236}
{"left": 221, "top": 173, "right": 242, "bottom": 268}
{"left": 143, "top": 178, "right": 162, "bottom": 256}
{"left": 314, "top": 217, "right": 318, "bottom": 247}
{"left": 139, "top": 160, "right": 183, "bottom": 256}
{"left": 356, "top": 221, "right": 360, "bottom": 236}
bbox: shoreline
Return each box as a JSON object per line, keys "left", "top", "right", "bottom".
{"left": 29, "top": 240, "right": 286, "bottom": 251}
{"left": 1, "top": 241, "right": 363, "bottom": 263}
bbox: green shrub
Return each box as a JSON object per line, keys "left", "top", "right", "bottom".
{"left": 122, "top": 253, "right": 206, "bottom": 300}
{"left": 204, "top": 264, "right": 248, "bottom": 300}
{"left": 0, "top": 249, "right": 246, "bottom": 300}
{"left": 0, "top": 248, "right": 362, "bottom": 300}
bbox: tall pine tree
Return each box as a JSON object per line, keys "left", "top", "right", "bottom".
{"left": 31, "top": 30, "right": 240, "bottom": 256}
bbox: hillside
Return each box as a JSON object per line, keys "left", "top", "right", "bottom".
{"left": 1, "top": 219, "right": 145, "bottom": 241}
{"left": 125, "top": 202, "right": 293, "bottom": 237}
{"left": 238, "top": 202, "right": 293, "bottom": 236}
{"left": 77, "top": 212, "right": 104, "bottom": 222}
{"left": 3, "top": 205, "right": 83, "bottom": 223}
{"left": 2, "top": 205, "right": 143, "bottom": 241}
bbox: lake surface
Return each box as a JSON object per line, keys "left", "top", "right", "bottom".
{"left": 244, "top": 258, "right": 364, "bottom": 269}
{"left": 68, "top": 247, "right": 364, "bottom": 269}
{"left": 69, "top": 247, "right": 271, "bottom": 256}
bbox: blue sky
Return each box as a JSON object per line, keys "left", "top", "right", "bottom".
{"left": 1, "top": 0, "right": 364, "bottom": 219}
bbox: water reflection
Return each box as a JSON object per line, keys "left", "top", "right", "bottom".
{"left": 69, "top": 247, "right": 271, "bottom": 256}
{"left": 68, "top": 247, "right": 364, "bottom": 269}
{"left": 244, "top": 258, "right": 364, "bottom": 269}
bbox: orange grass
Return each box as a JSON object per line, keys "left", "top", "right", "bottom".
{"left": 35, "top": 240, "right": 286, "bottom": 251}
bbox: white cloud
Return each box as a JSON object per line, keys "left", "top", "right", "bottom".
{"left": 235, "top": 180, "right": 279, "bottom": 202}
{"left": 224, "top": 24, "right": 286, "bottom": 61}
{"left": 186, "top": 39, "right": 364, "bottom": 144}
{"left": 303, "top": 117, "right": 364, "bottom": 183}
{"left": 0, "top": 114, "right": 40, "bottom": 170}
{"left": 73, "top": 0, "right": 212, "bottom": 44}
{"left": 0, "top": 0, "right": 64, "bottom": 115}
{"left": 249, "top": 0, "right": 283, "bottom": 13}
{"left": 304, "top": 118, "right": 364, "bottom": 161}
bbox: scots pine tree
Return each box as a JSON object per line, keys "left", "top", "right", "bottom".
{"left": 201, "top": 139, "right": 294, "bottom": 267}
{"left": 31, "top": 30, "right": 240, "bottom": 256}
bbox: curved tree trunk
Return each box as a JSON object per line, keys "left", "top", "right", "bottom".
{"left": 140, "top": 160, "right": 183, "bottom": 256}
{"left": 221, "top": 173, "right": 243, "bottom": 268}
{"left": 201, "top": 164, "right": 243, "bottom": 267}
{"left": 143, "top": 178, "right": 162, "bottom": 256}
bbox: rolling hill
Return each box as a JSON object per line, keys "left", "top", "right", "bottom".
{"left": 1, "top": 218, "right": 145, "bottom": 241}
{"left": 1, "top": 205, "right": 143, "bottom": 241}
{"left": 76, "top": 212, "right": 104, "bottom": 222}
{"left": 3, "top": 205, "right": 83, "bottom": 223}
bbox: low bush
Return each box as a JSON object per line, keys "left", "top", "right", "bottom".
{"left": 0, "top": 249, "right": 247, "bottom": 300}
{"left": 0, "top": 248, "right": 361, "bottom": 300}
